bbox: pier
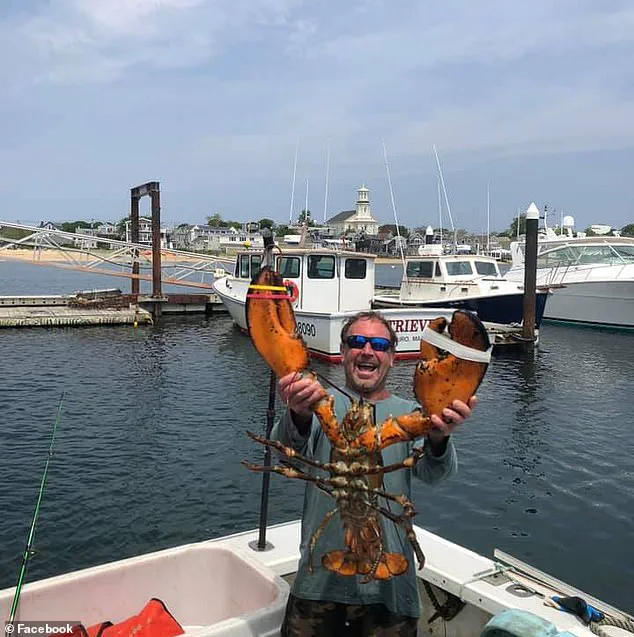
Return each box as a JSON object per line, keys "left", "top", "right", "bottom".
{"left": 0, "top": 289, "right": 227, "bottom": 328}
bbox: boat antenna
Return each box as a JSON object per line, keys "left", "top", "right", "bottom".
{"left": 8, "top": 392, "right": 65, "bottom": 624}
{"left": 289, "top": 141, "right": 299, "bottom": 224}
{"left": 381, "top": 139, "right": 407, "bottom": 279}
{"left": 323, "top": 140, "right": 331, "bottom": 225}
{"left": 433, "top": 145, "right": 457, "bottom": 253}
{"left": 516, "top": 207, "right": 520, "bottom": 240}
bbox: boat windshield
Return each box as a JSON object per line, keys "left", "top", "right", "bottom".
{"left": 406, "top": 261, "right": 434, "bottom": 278}
{"left": 445, "top": 261, "right": 474, "bottom": 276}
{"left": 537, "top": 244, "right": 634, "bottom": 268}
{"left": 614, "top": 245, "right": 634, "bottom": 262}
{"left": 474, "top": 261, "right": 499, "bottom": 276}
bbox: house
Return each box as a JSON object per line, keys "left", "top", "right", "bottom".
{"left": 74, "top": 228, "right": 98, "bottom": 249}
{"left": 326, "top": 186, "right": 380, "bottom": 236}
{"left": 171, "top": 223, "right": 263, "bottom": 253}
{"left": 38, "top": 221, "right": 73, "bottom": 246}
{"left": 125, "top": 217, "right": 170, "bottom": 248}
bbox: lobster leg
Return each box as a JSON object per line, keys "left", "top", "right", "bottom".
{"left": 247, "top": 431, "right": 424, "bottom": 477}
{"left": 374, "top": 504, "right": 426, "bottom": 571}
{"left": 308, "top": 508, "right": 339, "bottom": 573}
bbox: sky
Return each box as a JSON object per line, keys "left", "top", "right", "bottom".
{"left": 1, "top": 0, "right": 633, "bottom": 233}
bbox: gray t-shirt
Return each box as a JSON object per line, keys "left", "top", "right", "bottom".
{"left": 271, "top": 387, "right": 458, "bottom": 618}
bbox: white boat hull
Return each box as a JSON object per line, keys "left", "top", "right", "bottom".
{"left": 540, "top": 280, "right": 634, "bottom": 328}
{"left": 212, "top": 277, "right": 526, "bottom": 359}
{"left": 1, "top": 521, "right": 629, "bottom": 637}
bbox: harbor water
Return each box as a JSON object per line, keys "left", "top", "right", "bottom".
{"left": 0, "top": 259, "right": 633, "bottom": 613}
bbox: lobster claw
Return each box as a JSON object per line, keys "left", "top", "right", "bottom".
{"left": 246, "top": 265, "right": 309, "bottom": 378}
{"left": 353, "top": 310, "right": 491, "bottom": 451}
{"left": 414, "top": 310, "right": 491, "bottom": 416}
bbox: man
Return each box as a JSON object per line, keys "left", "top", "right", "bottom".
{"left": 272, "top": 310, "right": 477, "bottom": 637}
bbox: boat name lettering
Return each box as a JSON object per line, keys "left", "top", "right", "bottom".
{"left": 297, "top": 321, "right": 316, "bottom": 338}
{"left": 388, "top": 319, "right": 429, "bottom": 333}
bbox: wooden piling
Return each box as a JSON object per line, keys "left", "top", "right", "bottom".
{"left": 522, "top": 202, "right": 540, "bottom": 348}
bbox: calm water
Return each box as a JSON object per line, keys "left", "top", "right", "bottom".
{"left": 1, "top": 260, "right": 633, "bottom": 613}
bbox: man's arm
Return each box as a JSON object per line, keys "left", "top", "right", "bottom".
{"left": 270, "top": 372, "right": 326, "bottom": 454}
{"left": 412, "top": 435, "right": 457, "bottom": 484}
{"left": 412, "top": 396, "right": 477, "bottom": 484}
{"left": 270, "top": 408, "right": 313, "bottom": 455}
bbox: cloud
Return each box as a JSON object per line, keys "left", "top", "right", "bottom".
{"left": 1, "top": 1, "right": 633, "bottom": 228}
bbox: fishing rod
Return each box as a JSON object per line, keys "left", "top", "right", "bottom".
{"left": 7, "top": 392, "right": 66, "bottom": 624}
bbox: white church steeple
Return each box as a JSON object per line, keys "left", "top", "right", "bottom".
{"left": 356, "top": 185, "right": 371, "bottom": 219}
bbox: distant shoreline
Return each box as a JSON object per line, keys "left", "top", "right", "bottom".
{"left": 1, "top": 247, "right": 406, "bottom": 267}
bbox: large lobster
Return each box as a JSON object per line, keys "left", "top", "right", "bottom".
{"left": 243, "top": 263, "right": 491, "bottom": 582}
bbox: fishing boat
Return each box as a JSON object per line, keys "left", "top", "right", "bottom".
{"left": 372, "top": 251, "right": 550, "bottom": 327}
{"left": 2, "top": 519, "right": 631, "bottom": 637}
{"left": 505, "top": 216, "right": 634, "bottom": 329}
{"left": 212, "top": 248, "right": 534, "bottom": 361}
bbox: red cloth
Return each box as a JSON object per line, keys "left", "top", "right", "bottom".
{"left": 71, "top": 599, "right": 184, "bottom": 637}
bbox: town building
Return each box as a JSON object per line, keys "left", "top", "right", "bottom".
{"left": 125, "top": 217, "right": 170, "bottom": 248}
{"left": 326, "top": 186, "right": 380, "bottom": 235}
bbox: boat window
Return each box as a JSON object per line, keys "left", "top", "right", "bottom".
{"left": 446, "top": 261, "right": 474, "bottom": 276}
{"left": 474, "top": 261, "right": 498, "bottom": 276}
{"left": 277, "top": 256, "right": 300, "bottom": 278}
{"left": 308, "top": 255, "right": 335, "bottom": 279}
{"left": 614, "top": 245, "right": 634, "bottom": 262}
{"left": 435, "top": 262, "right": 441, "bottom": 277}
{"left": 345, "top": 258, "right": 367, "bottom": 279}
{"left": 250, "top": 254, "right": 262, "bottom": 276}
{"left": 239, "top": 254, "right": 250, "bottom": 278}
{"left": 537, "top": 247, "right": 575, "bottom": 268}
{"left": 406, "top": 261, "right": 434, "bottom": 278}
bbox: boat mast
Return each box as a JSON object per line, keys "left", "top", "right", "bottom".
{"left": 486, "top": 181, "right": 491, "bottom": 254}
{"left": 433, "top": 145, "right": 457, "bottom": 253}
{"left": 381, "top": 139, "right": 408, "bottom": 279}
{"left": 323, "top": 141, "right": 330, "bottom": 225}
{"left": 289, "top": 141, "right": 299, "bottom": 224}
{"left": 437, "top": 175, "right": 443, "bottom": 248}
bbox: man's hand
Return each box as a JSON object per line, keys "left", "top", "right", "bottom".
{"left": 428, "top": 395, "right": 478, "bottom": 445}
{"left": 278, "top": 372, "right": 326, "bottom": 429}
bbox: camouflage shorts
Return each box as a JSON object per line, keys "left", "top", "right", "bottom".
{"left": 281, "top": 594, "right": 418, "bottom": 637}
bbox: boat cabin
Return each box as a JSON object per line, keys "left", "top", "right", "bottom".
{"left": 399, "top": 254, "right": 503, "bottom": 302}
{"left": 233, "top": 248, "right": 376, "bottom": 313}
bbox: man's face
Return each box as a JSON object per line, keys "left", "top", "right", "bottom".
{"left": 341, "top": 318, "right": 395, "bottom": 398}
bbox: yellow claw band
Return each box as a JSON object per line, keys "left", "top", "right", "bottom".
{"left": 248, "top": 284, "right": 288, "bottom": 291}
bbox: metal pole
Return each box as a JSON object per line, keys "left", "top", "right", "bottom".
{"left": 130, "top": 195, "right": 140, "bottom": 297}
{"left": 250, "top": 227, "right": 278, "bottom": 552}
{"left": 522, "top": 202, "right": 540, "bottom": 347}
{"left": 254, "top": 370, "right": 277, "bottom": 551}
{"left": 151, "top": 187, "right": 162, "bottom": 302}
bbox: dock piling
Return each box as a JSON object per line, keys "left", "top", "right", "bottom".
{"left": 521, "top": 202, "right": 540, "bottom": 349}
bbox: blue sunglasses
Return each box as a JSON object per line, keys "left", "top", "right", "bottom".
{"left": 345, "top": 335, "right": 393, "bottom": 352}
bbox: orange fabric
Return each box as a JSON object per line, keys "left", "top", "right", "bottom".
{"left": 71, "top": 599, "right": 183, "bottom": 637}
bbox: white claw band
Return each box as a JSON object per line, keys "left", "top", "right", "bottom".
{"left": 421, "top": 326, "right": 493, "bottom": 364}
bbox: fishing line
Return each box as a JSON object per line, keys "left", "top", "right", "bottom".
{"left": 7, "top": 392, "right": 66, "bottom": 624}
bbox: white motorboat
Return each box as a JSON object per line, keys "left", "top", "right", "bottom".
{"left": 1, "top": 519, "right": 631, "bottom": 637}
{"left": 212, "top": 248, "right": 533, "bottom": 361}
{"left": 373, "top": 253, "right": 550, "bottom": 327}
{"left": 505, "top": 220, "right": 634, "bottom": 329}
